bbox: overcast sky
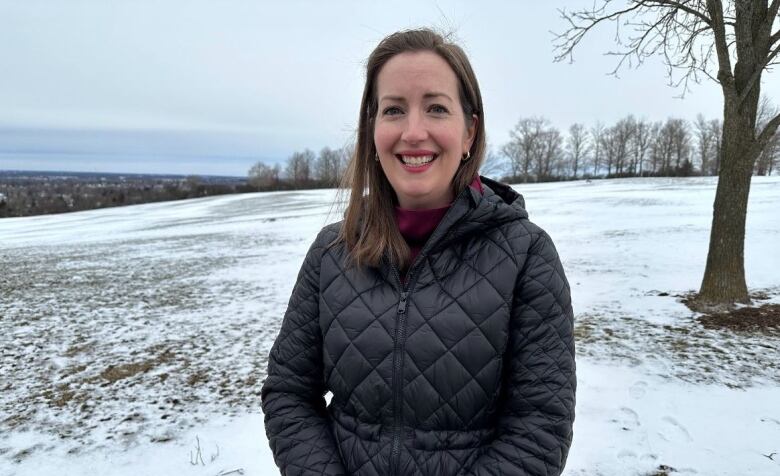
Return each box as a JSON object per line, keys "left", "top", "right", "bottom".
{"left": 1, "top": 0, "right": 778, "bottom": 176}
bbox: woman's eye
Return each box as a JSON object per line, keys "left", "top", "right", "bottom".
{"left": 429, "top": 104, "right": 449, "bottom": 114}
{"left": 382, "top": 106, "right": 403, "bottom": 116}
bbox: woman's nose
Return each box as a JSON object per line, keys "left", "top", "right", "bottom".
{"left": 401, "top": 111, "right": 428, "bottom": 143}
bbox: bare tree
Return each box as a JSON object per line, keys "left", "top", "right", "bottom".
{"left": 601, "top": 126, "right": 618, "bottom": 175}
{"left": 613, "top": 116, "right": 635, "bottom": 175}
{"left": 567, "top": 123, "right": 590, "bottom": 178}
{"left": 648, "top": 121, "right": 663, "bottom": 174}
{"left": 708, "top": 118, "right": 723, "bottom": 174}
{"left": 315, "top": 147, "right": 343, "bottom": 186}
{"left": 481, "top": 145, "right": 509, "bottom": 179}
{"left": 694, "top": 113, "right": 717, "bottom": 174}
{"left": 500, "top": 141, "right": 524, "bottom": 179}
{"left": 631, "top": 118, "right": 653, "bottom": 174}
{"left": 755, "top": 97, "right": 780, "bottom": 174}
{"left": 590, "top": 121, "right": 606, "bottom": 176}
{"left": 669, "top": 118, "right": 692, "bottom": 171}
{"left": 655, "top": 119, "right": 677, "bottom": 172}
{"left": 555, "top": 0, "right": 780, "bottom": 307}
{"left": 756, "top": 125, "right": 780, "bottom": 174}
{"left": 248, "top": 161, "right": 281, "bottom": 189}
{"left": 503, "top": 117, "right": 549, "bottom": 181}
{"left": 538, "top": 127, "right": 564, "bottom": 180}
{"left": 285, "top": 149, "right": 315, "bottom": 186}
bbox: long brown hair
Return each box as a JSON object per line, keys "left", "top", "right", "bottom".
{"left": 336, "top": 28, "right": 486, "bottom": 270}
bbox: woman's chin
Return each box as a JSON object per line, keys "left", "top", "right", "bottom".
{"left": 396, "top": 188, "right": 451, "bottom": 209}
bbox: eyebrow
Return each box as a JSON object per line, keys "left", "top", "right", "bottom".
{"left": 379, "top": 92, "right": 454, "bottom": 102}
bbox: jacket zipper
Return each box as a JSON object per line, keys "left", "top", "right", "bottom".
{"left": 388, "top": 255, "right": 434, "bottom": 474}
{"left": 387, "top": 193, "right": 470, "bottom": 475}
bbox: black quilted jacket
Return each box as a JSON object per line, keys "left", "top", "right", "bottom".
{"left": 262, "top": 177, "right": 576, "bottom": 475}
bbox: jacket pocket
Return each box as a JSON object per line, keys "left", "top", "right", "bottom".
{"left": 329, "top": 406, "right": 382, "bottom": 442}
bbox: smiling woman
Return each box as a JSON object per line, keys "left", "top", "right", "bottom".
{"left": 374, "top": 50, "right": 477, "bottom": 210}
{"left": 261, "top": 28, "right": 576, "bottom": 476}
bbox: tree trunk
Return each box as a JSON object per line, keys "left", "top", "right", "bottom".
{"left": 698, "top": 111, "right": 755, "bottom": 306}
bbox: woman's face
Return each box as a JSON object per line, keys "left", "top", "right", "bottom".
{"left": 373, "top": 51, "right": 476, "bottom": 210}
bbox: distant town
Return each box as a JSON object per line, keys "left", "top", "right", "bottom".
{"left": 0, "top": 170, "right": 252, "bottom": 218}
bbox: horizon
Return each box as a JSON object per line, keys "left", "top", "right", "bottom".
{"left": 0, "top": 168, "right": 246, "bottom": 179}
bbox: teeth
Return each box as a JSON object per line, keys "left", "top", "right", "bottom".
{"left": 400, "top": 155, "right": 435, "bottom": 166}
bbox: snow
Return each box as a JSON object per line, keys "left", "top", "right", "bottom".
{"left": 1, "top": 177, "right": 779, "bottom": 475}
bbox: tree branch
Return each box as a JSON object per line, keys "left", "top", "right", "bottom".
{"left": 768, "top": 0, "right": 780, "bottom": 46}
{"left": 553, "top": 3, "right": 645, "bottom": 63}
{"left": 738, "top": 42, "right": 780, "bottom": 106}
{"left": 753, "top": 112, "right": 780, "bottom": 159}
{"left": 764, "top": 0, "right": 780, "bottom": 49}
{"left": 706, "top": 0, "right": 735, "bottom": 89}
{"left": 643, "top": 0, "right": 713, "bottom": 24}
{"left": 771, "top": 29, "right": 780, "bottom": 46}
{"left": 768, "top": 43, "right": 780, "bottom": 65}
{"left": 769, "top": 0, "right": 780, "bottom": 20}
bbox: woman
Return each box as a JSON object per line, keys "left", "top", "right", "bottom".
{"left": 262, "top": 28, "right": 576, "bottom": 476}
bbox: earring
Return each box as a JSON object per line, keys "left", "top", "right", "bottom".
{"left": 374, "top": 153, "right": 379, "bottom": 162}
{"left": 462, "top": 151, "right": 471, "bottom": 162}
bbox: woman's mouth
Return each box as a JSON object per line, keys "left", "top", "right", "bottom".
{"left": 395, "top": 154, "right": 438, "bottom": 167}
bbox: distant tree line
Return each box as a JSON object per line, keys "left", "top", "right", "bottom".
{"left": 251, "top": 109, "right": 779, "bottom": 188}
{"left": 247, "top": 146, "right": 352, "bottom": 190}
{"left": 0, "top": 174, "right": 253, "bottom": 218}
{"left": 497, "top": 114, "right": 721, "bottom": 181}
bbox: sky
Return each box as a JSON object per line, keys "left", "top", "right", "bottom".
{"left": 0, "top": 0, "right": 778, "bottom": 177}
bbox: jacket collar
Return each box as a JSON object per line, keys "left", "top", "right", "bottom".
{"left": 380, "top": 176, "right": 528, "bottom": 284}
{"left": 406, "top": 176, "right": 528, "bottom": 261}
{"left": 437, "top": 176, "right": 528, "bottom": 247}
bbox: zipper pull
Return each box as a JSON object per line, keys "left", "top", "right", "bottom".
{"left": 397, "top": 292, "right": 408, "bottom": 314}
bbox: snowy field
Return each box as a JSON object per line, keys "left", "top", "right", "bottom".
{"left": 1, "top": 176, "right": 779, "bottom": 476}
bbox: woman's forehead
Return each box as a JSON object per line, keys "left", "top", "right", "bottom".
{"left": 376, "top": 51, "right": 459, "bottom": 98}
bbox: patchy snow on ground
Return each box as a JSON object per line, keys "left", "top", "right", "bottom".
{"left": 1, "top": 176, "right": 779, "bottom": 476}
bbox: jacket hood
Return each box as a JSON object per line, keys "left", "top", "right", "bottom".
{"left": 422, "top": 175, "right": 528, "bottom": 255}
{"left": 478, "top": 175, "right": 527, "bottom": 216}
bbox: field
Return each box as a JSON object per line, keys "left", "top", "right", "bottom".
{"left": 1, "top": 177, "right": 779, "bottom": 475}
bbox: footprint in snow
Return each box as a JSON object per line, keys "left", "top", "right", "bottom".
{"left": 615, "top": 406, "right": 640, "bottom": 431}
{"left": 629, "top": 380, "right": 648, "bottom": 400}
{"left": 617, "top": 449, "right": 636, "bottom": 461}
{"left": 657, "top": 416, "right": 692, "bottom": 443}
{"left": 617, "top": 450, "right": 658, "bottom": 462}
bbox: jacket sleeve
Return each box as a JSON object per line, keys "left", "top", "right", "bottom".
{"left": 261, "top": 230, "right": 347, "bottom": 476}
{"left": 466, "top": 230, "right": 576, "bottom": 476}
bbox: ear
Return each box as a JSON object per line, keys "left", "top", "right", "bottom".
{"left": 463, "top": 114, "right": 478, "bottom": 153}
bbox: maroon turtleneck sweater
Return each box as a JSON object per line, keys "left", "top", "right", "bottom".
{"left": 394, "top": 176, "right": 484, "bottom": 281}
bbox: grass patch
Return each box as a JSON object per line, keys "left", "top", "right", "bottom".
{"left": 697, "top": 304, "right": 780, "bottom": 334}
{"left": 98, "top": 349, "right": 175, "bottom": 384}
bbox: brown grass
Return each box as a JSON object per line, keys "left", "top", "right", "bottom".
{"left": 98, "top": 349, "right": 175, "bottom": 384}
{"left": 697, "top": 304, "right": 780, "bottom": 334}
{"left": 186, "top": 370, "right": 208, "bottom": 386}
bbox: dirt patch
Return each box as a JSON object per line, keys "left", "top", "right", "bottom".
{"left": 98, "top": 349, "right": 176, "bottom": 384}
{"left": 61, "top": 364, "right": 88, "bottom": 379}
{"left": 186, "top": 370, "right": 209, "bottom": 387}
{"left": 680, "top": 288, "right": 776, "bottom": 313}
{"left": 64, "top": 342, "right": 95, "bottom": 358}
{"left": 40, "top": 383, "right": 89, "bottom": 409}
{"left": 647, "top": 465, "right": 677, "bottom": 475}
{"left": 697, "top": 304, "right": 780, "bottom": 334}
{"left": 573, "top": 310, "right": 780, "bottom": 387}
